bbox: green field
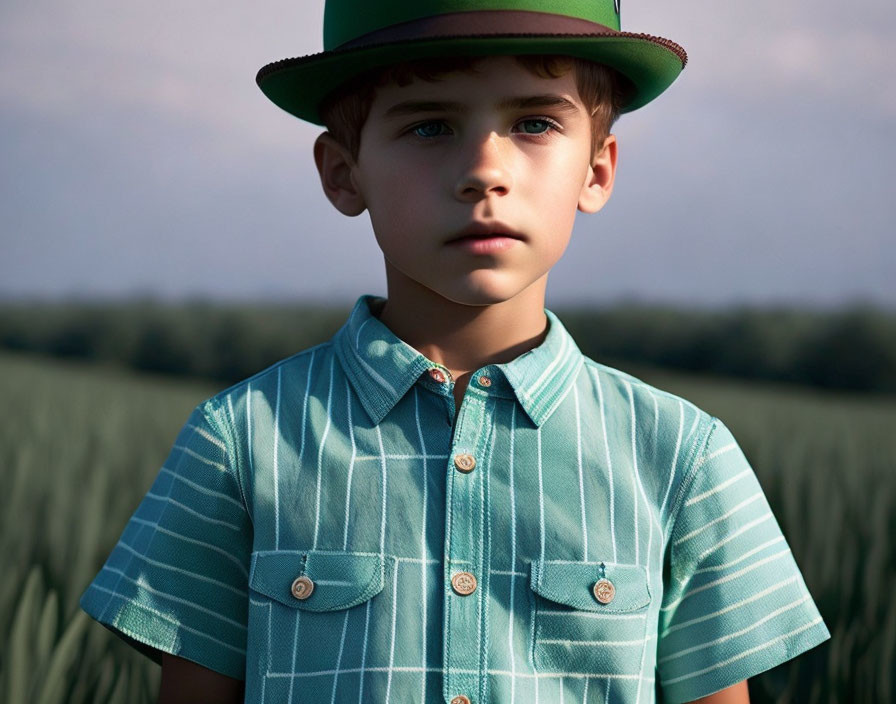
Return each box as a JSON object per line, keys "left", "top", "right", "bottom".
{"left": 1, "top": 351, "right": 893, "bottom": 703}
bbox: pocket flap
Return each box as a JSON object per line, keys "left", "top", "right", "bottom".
{"left": 530, "top": 560, "right": 650, "bottom": 613}
{"left": 250, "top": 550, "right": 385, "bottom": 611}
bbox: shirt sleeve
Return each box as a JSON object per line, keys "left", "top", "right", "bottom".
{"left": 80, "top": 403, "right": 252, "bottom": 680}
{"left": 656, "top": 418, "right": 829, "bottom": 703}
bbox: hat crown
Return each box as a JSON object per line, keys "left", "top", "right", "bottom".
{"left": 323, "top": 0, "right": 622, "bottom": 50}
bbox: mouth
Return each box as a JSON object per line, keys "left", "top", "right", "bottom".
{"left": 445, "top": 222, "right": 527, "bottom": 246}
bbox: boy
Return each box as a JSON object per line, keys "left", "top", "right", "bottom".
{"left": 81, "top": 1, "right": 829, "bottom": 702}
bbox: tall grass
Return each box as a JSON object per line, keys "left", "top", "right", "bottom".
{"left": 0, "top": 353, "right": 216, "bottom": 703}
{"left": 0, "top": 352, "right": 893, "bottom": 702}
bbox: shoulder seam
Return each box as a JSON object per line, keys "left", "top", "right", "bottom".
{"left": 664, "top": 415, "right": 719, "bottom": 540}
{"left": 581, "top": 358, "right": 703, "bottom": 413}
{"left": 198, "top": 400, "right": 251, "bottom": 515}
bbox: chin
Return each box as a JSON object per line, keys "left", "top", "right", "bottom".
{"left": 443, "top": 294, "right": 510, "bottom": 307}
{"left": 435, "top": 281, "right": 531, "bottom": 308}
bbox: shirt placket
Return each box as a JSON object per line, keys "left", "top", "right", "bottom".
{"left": 442, "top": 377, "right": 493, "bottom": 704}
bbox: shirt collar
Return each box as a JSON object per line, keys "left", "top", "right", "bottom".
{"left": 334, "top": 295, "right": 584, "bottom": 427}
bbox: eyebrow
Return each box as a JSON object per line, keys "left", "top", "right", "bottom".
{"left": 383, "top": 100, "right": 465, "bottom": 118}
{"left": 382, "top": 94, "right": 581, "bottom": 119}
{"left": 496, "top": 95, "right": 581, "bottom": 114}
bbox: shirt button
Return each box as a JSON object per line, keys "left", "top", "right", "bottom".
{"left": 451, "top": 696, "right": 472, "bottom": 704}
{"left": 428, "top": 368, "right": 448, "bottom": 383}
{"left": 593, "top": 578, "right": 615, "bottom": 604}
{"left": 478, "top": 375, "right": 492, "bottom": 387}
{"left": 291, "top": 576, "right": 314, "bottom": 600}
{"left": 454, "top": 453, "right": 476, "bottom": 473}
{"left": 451, "top": 571, "right": 477, "bottom": 596}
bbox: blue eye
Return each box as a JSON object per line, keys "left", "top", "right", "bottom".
{"left": 517, "top": 119, "right": 554, "bottom": 135}
{"left": 412, "top": 121, "right": 449, "bottom": 138}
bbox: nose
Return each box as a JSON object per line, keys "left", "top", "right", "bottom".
{"left": 453, "top": 132, "right": 513, "bottom": 201}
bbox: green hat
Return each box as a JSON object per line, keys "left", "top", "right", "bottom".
{"left": 256, "top": 0, "right": 687, "bottom": 125}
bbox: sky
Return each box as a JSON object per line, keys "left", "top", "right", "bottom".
{"left": 1, "top": 0, "right": 894, "bottom": 307}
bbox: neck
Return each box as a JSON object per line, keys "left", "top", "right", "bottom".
{"left": 376, "top": 267, "right": 549, "bottom": 380}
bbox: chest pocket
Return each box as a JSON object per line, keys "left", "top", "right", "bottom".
{"left": 250, "top": 550, "right": 385, "bottom": 610}
{"left": 249, "top": 550, "right": 387, "bottom": 679}
{"left": 529, "top": 560, "right": 651, "bottom": 675}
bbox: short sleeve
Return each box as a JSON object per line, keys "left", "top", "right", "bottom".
{"left": 80, "top": 403, "right": 252, "bottom": 679}
{"left": 657, "top": 418, "right": 829, "bottom": 703}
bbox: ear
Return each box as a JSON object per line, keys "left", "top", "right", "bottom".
{"left": 578, "top": 134, "right": 618, "bottom": 214}
{"left": 313, "top": 132, "right": 367, "bottom": 216}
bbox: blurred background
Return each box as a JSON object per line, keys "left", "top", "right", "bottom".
{"left": 1, "top": 0, "right": 893, "bottom": 702}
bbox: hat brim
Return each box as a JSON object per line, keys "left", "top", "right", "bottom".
{"left": 257, "top": 33, "right": 686, "bottom": 125}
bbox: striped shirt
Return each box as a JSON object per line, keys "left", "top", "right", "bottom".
{"left": 81, "top": 294, "right": 829, "bottom": 703}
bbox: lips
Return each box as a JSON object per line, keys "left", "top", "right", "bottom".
{"left": 445, "top": 223, "right": 525, "bottom": 255}
{"left": 446, "top": 222, "right": 526, "bottom": 245}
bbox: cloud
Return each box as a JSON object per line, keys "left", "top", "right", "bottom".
{"left": 624, "top": 0, "right": 896, "bottom": 117}
{"left": 0, "top": 0, "right": 325, "bottom": 152}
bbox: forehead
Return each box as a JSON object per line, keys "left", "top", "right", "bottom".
{"left": 367, "top": 56, "right": 584, "bottom": 116}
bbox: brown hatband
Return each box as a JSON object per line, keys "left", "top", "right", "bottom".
{"left": 335, "top": 10, "right": 686, "bottom": 67}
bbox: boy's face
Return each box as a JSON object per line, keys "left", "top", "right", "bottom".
{"left": 319, "top": 55, "right": 616, "bottom": 307}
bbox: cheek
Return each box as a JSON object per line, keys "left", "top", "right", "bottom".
{"left": 367, "top": 161, "right": 440, "bottom": 216}
{"left": 527, "top": 151, "right": 590, "bottom": 204}
{"left": 539, "top": 175, "right": 585, "bottom": 231}
{"left": 530, "top": 159, "right": 585, "bottom": 256}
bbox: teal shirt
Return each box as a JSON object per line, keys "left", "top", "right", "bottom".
{"left": 81, "top": 295, "right": 829, "bottom": 703}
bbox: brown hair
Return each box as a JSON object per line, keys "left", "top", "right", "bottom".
{"left": 320, "top": 55, "right": 631, "bottom": 161}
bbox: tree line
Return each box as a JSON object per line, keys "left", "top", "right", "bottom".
{"left": 1, "top": 301, "right": 894, "bottom": 393}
